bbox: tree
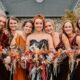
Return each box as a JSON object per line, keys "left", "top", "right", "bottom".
{"left": 62, "top": 9, "right": 77, "bottom": 23}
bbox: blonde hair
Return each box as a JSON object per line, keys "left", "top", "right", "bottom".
{"left": 45, "top": 19, "right": 55, "bottom": 27}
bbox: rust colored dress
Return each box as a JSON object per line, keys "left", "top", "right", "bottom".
{"left": 13, "top": 62, "right": 27, "bottom": 80}
{"left": 70, "top": 34, "right": 80, "bottom": 80}
{"left": 13, "top": 35, "right": 27, "bottom": 80}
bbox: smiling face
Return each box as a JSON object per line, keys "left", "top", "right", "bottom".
{"left": 63, "top": 21, "right": 74, "bottom": 35}
{"left": 23, "top": 22, "right": 33, "bottom": 34}
{"left": 45, "top": 20, "right": 55, "bottom": 34}
{"left": 9, "top": 19, "right": 18, "bottom": 31}
{"left": 34, "top": 18, "right": 44, "bottom": 32}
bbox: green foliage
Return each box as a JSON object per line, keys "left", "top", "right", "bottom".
{"left": 62, "top": 9, "right": 77, "bottom": 23}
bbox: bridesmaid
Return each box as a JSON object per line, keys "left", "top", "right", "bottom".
{"left": 10, "top": 20, "right": 34, "bottom": 80}
{"left": 62, "top": 20, "right": 80, "bottom": 80}
{"left": 7, "top": 16, "right": 19, "bottom": 44}
{"left": 44, "top": 19, "right": 71, "bottom": 80}
{"left": 10, "top": 20, "right": 33, "bottom": 50}
{"left": 0, "top": 14, "right": 10, "bottom": 80}
{"left": 45, "top": 19, "right": 71, "bottom": 50}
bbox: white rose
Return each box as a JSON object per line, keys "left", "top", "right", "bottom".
{"left": 4, "top": 56, "right": 11, "bottom": 64}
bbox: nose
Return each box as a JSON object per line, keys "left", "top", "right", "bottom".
{"left": 46, "top": 26, "right": 50, "bottom": 29}
{"left": 11, "top": 24, "right": 15, "bottom": 27}
{"left": 27, "top": 27, "right": 31, "bottom": 31}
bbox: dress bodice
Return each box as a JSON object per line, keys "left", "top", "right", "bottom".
{"left": 15, "top": 35, "right": 26, "bottom": 49}
{"left": 55, "top": 34, "right": 65, "bottom": 51}
{"left": 29, "top": 39, "right": 49, "bottom": 53}
{"left": 70, "top": 34, "right": 79, "bottom": 50}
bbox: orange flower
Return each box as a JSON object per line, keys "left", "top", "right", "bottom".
{"left": 0, "top": 45, "right": 2, "bottom": 52}
{"left": 53, "top": 52, "right": 61, "bottom": 60}
{"left": 15, "top": 55, "right": 20, "bottom": 59}
{"left": 10, "top": 50, "right": 16, "bottom": 58}
{"left": 0, "top": 45, "right": 2, "bottom": 55}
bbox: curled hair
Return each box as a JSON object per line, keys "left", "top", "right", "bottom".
{"left": 62, "top": 20, "right": 75, "bottom": 36}
{"left": 7, "top": 16, "right": 19, "bottom": 32}
{"left": 22, "top": 20, "right": 33, "bottom": 27}
{"left": 33, "top": 15, "right": 45, "bottom": 27}
{"left": 22, "top": 19, "right": 34, "bottom": 32}
{"left": 45, "top": 19, "right": 55, "bottom": 27}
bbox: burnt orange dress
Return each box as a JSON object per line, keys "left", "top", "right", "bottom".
{"left": 13, "top": 35, "right": 27, "bottom": 80}
{"left": 13, "top": 62, "right": 27, "bottom": 80}
{"left": 15, "top": 35, "right": 26, "bottom": 50}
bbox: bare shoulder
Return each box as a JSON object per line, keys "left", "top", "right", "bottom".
{"left": 54, "top": 32, "right": 59, "bottom": 35}
{"left": 54, "top": 32, "right": 60, "bottom": 37}
{"left": 27, "top": 33, "right": 34, "bottom": 40}
{"left": 76, "top": 35, "right": 80, "bottom": 42}
{"left": 44, "top": 33, "right": 52, "bottom": 39}
{"left": 44, "top": 33, "right": 50, "bottom": 36}
{"left": 76, "top": 35, "right": 80, "bottom": 46}
{"left": 16, "top": 30, "right": 23, "bottom": 35}
{"left": 61, "top": 33, "right": 69, "bottom": 41}
{"left": 62, "top": 33, "right": 67, "bottom": 38}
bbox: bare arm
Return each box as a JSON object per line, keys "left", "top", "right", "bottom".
{"left": 48, "top": 34, "right": 56, "bottom": 52}
{"left": 26, "top": 36, "right": 30, "bottom": 52}
{"left": 76, "top": 36, "right": 80, "bottom": 48}
{"left": 76, "top": 36, "right": 80, "bottom": 53}
{"left": 62, "top": 34, "right": 71, "bottom": 50}
{"left": 62, "top": 34, "right": 74, "bottom": 59}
